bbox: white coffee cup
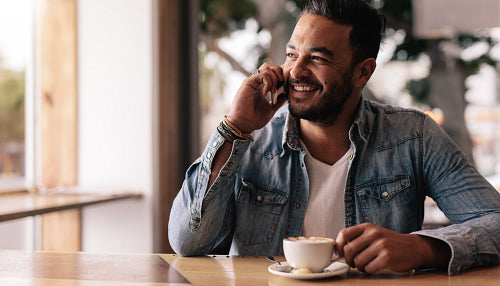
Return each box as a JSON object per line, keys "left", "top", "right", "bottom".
{"left": 283, "top": 236, "right": 335, "bottom": 273}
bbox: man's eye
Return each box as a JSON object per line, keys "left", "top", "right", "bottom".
{"left": 286, "top": 53, "right": 296, "bottom": 58}
{"left": 312, "top": 56, "right": 326, "bottom": 61}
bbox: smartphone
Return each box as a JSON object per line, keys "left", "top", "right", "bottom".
{"left": 265, "top": 84, "right": 286, "bottom": 105}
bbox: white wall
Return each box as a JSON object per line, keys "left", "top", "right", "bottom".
{"left": 0, "top": 218, "right": 34, "bottom": 250}
{"left": 77, "top": 0, "right": 154, "bottom": 253}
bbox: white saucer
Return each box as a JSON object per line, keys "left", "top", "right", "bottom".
{"left": 268, "top": 262, "right": 349, "bottom": 280}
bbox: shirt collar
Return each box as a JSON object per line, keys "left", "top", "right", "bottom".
{"left": 282, "top": 111, "right": 302, "bottom": 156}
{"left": 281, "top": 97, "right": 372, "bottom": 154}
{"left": 350, "top": 98, "right": 371, "bottom": 144}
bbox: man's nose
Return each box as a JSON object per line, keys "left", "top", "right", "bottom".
{"left": 290, "top": 57, "right": 310, "bottom": 79}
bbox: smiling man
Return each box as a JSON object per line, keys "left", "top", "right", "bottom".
{"left": 168, "top": 0, "right": 500, "bottom": 275}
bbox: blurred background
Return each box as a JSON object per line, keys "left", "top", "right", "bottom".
{"left": 0, "top": 0, "right": 499, "bottom": 252}
{"left": 198, "top": 0, "right": 500, "bottom": 182}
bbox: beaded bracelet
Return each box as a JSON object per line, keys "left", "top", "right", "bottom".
{"left": 217, "top": 125, "right": 235, "bottom": 142}
{"left": 217, "top": 115, "right": 254, "bottom": 142}
{"left": 218, "top": 121, "right": 251, "bottom": 142}
{"left": 216, "top": 126, "right": 234, "bottom": 143}
{"left": 224, "top": 116, "right": 254, "bottom": 141}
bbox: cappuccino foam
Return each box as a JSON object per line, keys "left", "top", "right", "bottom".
{"left": 284, "top": 236, "right": 333, "bottom": 243}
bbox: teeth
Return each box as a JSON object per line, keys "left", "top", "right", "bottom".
{"left": 294, "top": 86, "right": 314, "bottom": 92}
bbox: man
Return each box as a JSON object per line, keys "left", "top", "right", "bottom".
{"left": 169, "top": 0, "right": 500, "bottom": 275}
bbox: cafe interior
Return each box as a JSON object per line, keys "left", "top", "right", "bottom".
{"left": 0, "top": 0, "right": 499, "bottom": 285}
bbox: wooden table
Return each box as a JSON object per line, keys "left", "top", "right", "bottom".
{"left": 0, "top": 190, "right": 142, "bottom": 222}
{"left": 0, "top": 251, "right": 498, "bottom": 285}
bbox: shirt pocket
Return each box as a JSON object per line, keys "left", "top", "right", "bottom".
{"left": 235, "top": 180, "right": 288, "bottom": 246}
{"left": 355, "top": 176, "right": 416, "bottom": 231}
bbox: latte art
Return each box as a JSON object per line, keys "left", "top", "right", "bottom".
{"left": 285, "top": 236, "right": 333, "bottom": 243}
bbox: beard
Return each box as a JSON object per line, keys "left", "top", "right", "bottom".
{"left": 288, "top": 68, "right": 354, "bottom": 126}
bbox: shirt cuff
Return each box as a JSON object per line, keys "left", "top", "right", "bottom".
{"left": 412, "top": 229, "right": 474, "bottom": 275}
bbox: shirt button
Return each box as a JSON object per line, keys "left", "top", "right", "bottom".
{"left": 256, "top": 195, "right": 263, "bottom": 202}
{"left": 212, "top": 142, "right": 218, "bottom": 147}
{"left": 349, "top": 154, "right": 354, "bottom": 160}
{"left": 296, "top": 203, "right": 301, "bottom": 208}
{"left": 206, "top": 152, "right": 212, "bottom": 159}
{"left": 301, "top": 163, "right": 304, "bottom": 168}
{"left": 382, "top": 191, "right": 389, "bottom": 198}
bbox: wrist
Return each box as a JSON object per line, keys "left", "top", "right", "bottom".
{"left": 225, "top": 114, "right": 254, "bottom": 134}
{"left": 217, "top": 128, "right": 234, "bottom": 144}
{"left": 217, "top": 115, "right": 254, "bottom": 142}
{"left": 413, "top": 234, "right": 451, "bottom": 269}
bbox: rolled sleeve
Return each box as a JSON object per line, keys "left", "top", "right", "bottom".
{"left": 169, "top": 129, "right": 251, "bottom": 256}
{"left": 413, "top": 213, "right": 500, "bottom": 275}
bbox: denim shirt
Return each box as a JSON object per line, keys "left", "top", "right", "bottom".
{"left": 169, "top": 99, "right": 500, "bottom": 275}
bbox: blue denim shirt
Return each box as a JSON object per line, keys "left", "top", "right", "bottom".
{"left": 169, "top": 99, "right": 500, "bottom": 275}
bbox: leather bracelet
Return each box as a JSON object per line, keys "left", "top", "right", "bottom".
{"left": 217, "top": 126, "right": 234, "bottom": 143}
{"left": 218, "top": 122, "right": 249, "bottom": 141}
{"left": 218, "top": 116, "right": 254, "bottom": 142}
{"left": 223, "top": 115, "right": 253, "bottom": 141}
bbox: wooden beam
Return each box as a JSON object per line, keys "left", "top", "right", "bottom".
{"left": 41, "top": 210, "right": 81, "bottom": 251}
{"left": 155, "top": 0, "right": 181, "bottom": 254}
{"left": 155, "top": 0, "right": 199, "bottom": 253}
{"left": 40, "top": 0, "right": 79, "bottom": 251}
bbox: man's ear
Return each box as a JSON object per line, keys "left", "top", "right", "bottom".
{"left": 352, "top": 58, "right": 376, "bottom": 87}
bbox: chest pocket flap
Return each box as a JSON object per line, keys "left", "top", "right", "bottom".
{"left": 251, "top": 184, "right": 288, "bottom": 207}
{"left": 356, "top": 176, "right": 410, "bottom": 201}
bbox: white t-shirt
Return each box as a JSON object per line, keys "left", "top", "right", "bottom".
{"left": 301, "top": 143, "right": 354, "bottom": 239}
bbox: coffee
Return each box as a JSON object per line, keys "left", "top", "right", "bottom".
{"left": 285, "top": 236, "right": 333, "bottom": 243}
{"left": 283, "top": 236, "right": 335, "bottom": 273}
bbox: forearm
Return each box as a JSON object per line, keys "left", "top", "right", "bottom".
{"left": 413, "top": 213, "right": 500, "bottom": 275}
{"left": 168, "top": 131, "right": 251, "bottom": 256}
{"left": 421, "top": 117, "right": 500, "bottom": 274}
{"left": 168, "top": 178, "right": 235, "bottom": 256}
{"left": 208, "top": 140, "right": 233, "bottom": 188}
{"left": 412, "top": 234, "right": 451, "bottom": 270}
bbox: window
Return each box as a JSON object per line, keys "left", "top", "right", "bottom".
{"left": 198, "top": 0, "right": 300, "bottom": 146}
{"left": 0, "top": 0, "right": 33, "bottom": 190}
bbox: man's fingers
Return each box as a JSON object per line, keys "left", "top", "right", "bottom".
{"left": 261, "top": 73, "right": 275, "bottom": 97}
{"left": 350, "top": 242, "right": 382, "bottom": 272}
{"left": 342, "top": 237, "right": 375, "bottom": 268}
{"left": 257, "top": 64, "right": 284, "bottom": 94}
{"left": 335, "top": 224, "right": 366, "bottom": 256}
{"left": 267, "top": 65, "right": 284, "bottom": 84}
{"left": 260, "top": 63, "right": 284, "bottom": 79}
{"left": 335, "top": 224, "right": 420, "bottom": 274}
{"left": 362, "top": 252, "right": 391, "bottom": 274}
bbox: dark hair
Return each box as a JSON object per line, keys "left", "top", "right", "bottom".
{"left": 302, "top": 0, "right": 385, "bottom": 63}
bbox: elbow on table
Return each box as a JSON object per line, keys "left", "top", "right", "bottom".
{"left": 168, "top": 206, "right": 212, "bottom": 256}
{"left": 170, "top": 241, "right": 206, "bottom": 257}
{"left": 168, "top": 233, "right": 207, "bottom": 257}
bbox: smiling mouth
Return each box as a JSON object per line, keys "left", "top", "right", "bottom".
{"left": 292, "top": 85, "right": 319, "bottom": 92}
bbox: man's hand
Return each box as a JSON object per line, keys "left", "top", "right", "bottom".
{"left": 207, "top": 63, "right": 288, "bottom": 189}
{"left": 335, "top": 223, "right": 451, "bottom": 273}
{"left": 226, "top": 63, "right": 287, "bottom": 134}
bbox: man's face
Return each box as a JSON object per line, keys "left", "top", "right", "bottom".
{"left": 283, "top": 14, "right": 356, "bottom": 125}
